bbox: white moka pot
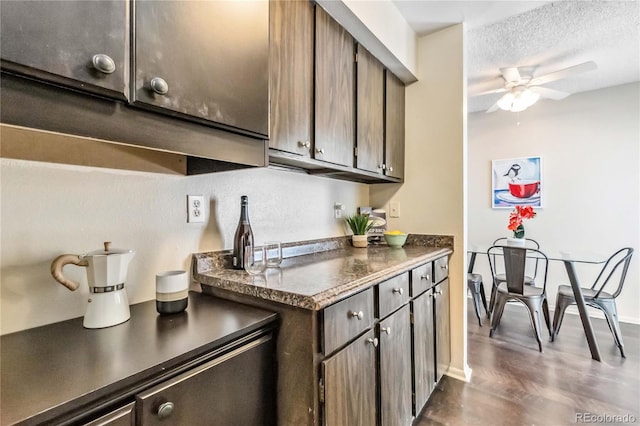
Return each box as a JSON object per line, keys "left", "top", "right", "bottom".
{"left": 51, "top": 242, "right": 135, "bottom": 329}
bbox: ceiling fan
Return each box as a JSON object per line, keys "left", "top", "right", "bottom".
{"left": 477, "top": 61, "right": 598, "bottom": 113}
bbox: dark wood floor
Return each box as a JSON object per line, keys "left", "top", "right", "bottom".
{"left": 416, "top": 302, "right": 640, "bottom": 425}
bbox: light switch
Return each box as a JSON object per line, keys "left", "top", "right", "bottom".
{"left": 389, "top": 202, "right": 400, "bottom": 218}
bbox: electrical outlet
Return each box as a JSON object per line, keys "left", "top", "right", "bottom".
{"left": 187, "top": 195, "right": 206, "bottom": 223}
{"left": 389, "top": 202, "right": 400, "bottom": 218}
{"left": 334, "top": 202, "right": 345, "bottom": 219}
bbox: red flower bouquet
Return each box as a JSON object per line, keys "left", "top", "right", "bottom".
{"left": 507, "top": 205, "right": 536, "bottom": 238}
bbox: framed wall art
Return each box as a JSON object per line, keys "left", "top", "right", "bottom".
{"left": 492, "top": 156, "right": 543, "bottom": 208}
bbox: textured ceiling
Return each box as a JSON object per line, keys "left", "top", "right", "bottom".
{"left": 393, "top": 1, "right": 640, "bottom": 113}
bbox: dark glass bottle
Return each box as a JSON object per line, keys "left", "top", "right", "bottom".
{"left": 232, "top": 195, "right": 254, "bottom": 269}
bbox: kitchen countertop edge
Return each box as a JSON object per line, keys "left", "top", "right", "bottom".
{"left": 193, "top": 235, "right": 453, "bottom": 310}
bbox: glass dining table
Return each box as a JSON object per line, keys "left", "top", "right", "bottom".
{"left": 468, "top": 245, "right": 608, "bottom": 361}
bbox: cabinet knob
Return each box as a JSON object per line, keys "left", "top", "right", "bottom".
{"left": 440, "top": 264, "right": 448, "bottom": 270}
{"left": 91, "top": 54, "right": 116, "bottom": 74}
{"left": 392, "top": 287, "right": 403, "bottom": 295}
{"left": 434, "top": 289, "right": 443, "bottom": 296}
{"left": 157, "top": 401, "right": 174, "bottom": 419}
{"left": 421, "top": 275, "right": 430, "bottom": 281}
{"left": 378, "top": 164, "right": 385, "bottom": 169}
{"left": 298, "top": 140, "right": 310, "bottom": 148}
{"left": 381, "top": 326, "right": 391, "bottom": 335}
{"left": 387, "top": 166, "right": 394, "bottom": 172}
{"left": 349, "top": 310, "right": 364, "bottom": 320}
{"left": 316, "top": 148, "right": 325, "bottom": 155}
{"left": 366, "top": 337, "right": 379, "bottom": 347}
{"left": 150, "top": 77, "right": 169, "bottom": 95}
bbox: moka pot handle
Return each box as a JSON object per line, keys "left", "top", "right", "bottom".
{"left": 50, "top": 254, "right": 88, "bottom": 291}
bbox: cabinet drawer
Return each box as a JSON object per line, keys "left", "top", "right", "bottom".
{"left": 410, "top": 263, "right": 433, "bottom": 297}
{"left": 434, "top": 256, "right": 449, "bottom": 284}
{"left": 378, "top": 273, "right": 410, "bottom": 319}
{"left": 323, "top": 288, "right": 374, "bottom": 355}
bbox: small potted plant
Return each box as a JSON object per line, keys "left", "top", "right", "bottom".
{"left": 345, "top": 214, "right": 374, "bottom": 248}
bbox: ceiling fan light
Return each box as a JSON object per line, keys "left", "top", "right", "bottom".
{"left": 521, "top": 89, "right": 540, "bottom": 108}
{"left": 497, "top": 92, "right": 515, "bottom": 111}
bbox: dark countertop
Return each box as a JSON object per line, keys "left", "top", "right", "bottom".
{"left": 193, "top": 235, "right": 453, "bottom": 310}
{"left": 0, "top": 292, "right": 277, "bottom": 425}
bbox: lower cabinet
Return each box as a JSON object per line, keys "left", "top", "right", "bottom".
{"left": 319, "top": 257, "right": 449, "bottom": 426}
{"left": 322, "top": 330, "right": 377, "bottom": 426}
{"left": 379, "top": 305, "right": 413, "bottom": 426}
{"left": 434, "top": 278, "right": 451, "bottom": 382}
{"left": 411, "top": 287, "right": 435, "bottom": 414}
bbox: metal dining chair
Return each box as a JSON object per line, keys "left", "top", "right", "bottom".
{"left": 551, "top": 247, "right": 634, "bottom": 357}
{"left": 467, "top": 252, "right": 488, "bottom": 326}
{"left": 487, "top": 245, "right": 551, "bottom": 352}
{"left": 488, "top": 237, "right": 541, "bottom": 316}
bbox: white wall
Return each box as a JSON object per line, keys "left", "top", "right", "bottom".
{"left": 370, "top": 24, "right": 468, "bottom": 381}
{"left": 468, "top": 82, "right": 640, "bottom": 324}
{"left": 1, "top": 158, "right": 368, "bottom": 334}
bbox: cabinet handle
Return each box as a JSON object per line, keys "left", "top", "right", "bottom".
{"left": 366, "top": 337, "right": 379, "bottom": 347}
{"left": 435, "top": 289, "right": 443, "bottom": 296}
{"left": 421, "top": 274, "right": 430, "bottom": 281}
{"left": 92, "top": 54, "right": 116, "bottom": 74}
{"left": 378, "top": 164, "right": 385, "bottom": 170}
{"left": 157, "top": 401, "right": 174, "bottom": 419}
{"left": 392, "top": 287, "right": 403, "bottom": 295}
{"left": 150, "top": 77, "right": 169, "bottom": 95}
{"left": 387, "top": 166, "right": 393, "bottom": 172}
{"left": 381, "top": 326, "right": 391, "bottom": 335}
{"left": 316, "top": 148, "right": 325, "bottom": 154}
{"left": 349, "top": 310, "right": 364, "bottom": 320}
{"left": 298, "top": 140, "right": 310, "bottom": 148}
{"left": 440, "top": 264, "right": 448, "bottom": 270}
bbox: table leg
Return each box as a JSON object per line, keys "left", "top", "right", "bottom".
{"left": 563, "top": 260, "right": 601, "bottom": 361}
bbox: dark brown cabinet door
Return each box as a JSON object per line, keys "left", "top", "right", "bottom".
{"left": 412, "top": 289, "right": 435, "bottom": 414}
{"left": 134, "top": 0, "right": 269, "bottom": 137}
{"left": 379, "top": 305, "right": 413, "bottom": 426}
{"left": 356, "top": 44, "right": 384, "bottom": 173}
{"left": 322, "top": 330, "right": 377, "bottom": 426}
{"left": 434, "top": 279, "right": 451, "bottom": 382}
{"left": 315, "top": 6, "right": 355, "bottom": 167}
{"left": 385, "top": 71, "right": 406, "bottom": 179}
{"left": 0, "top": 0, "right": 129, "bottom": 100}
{"left": 269, "top": 0, "right": 314, "bottom": 156}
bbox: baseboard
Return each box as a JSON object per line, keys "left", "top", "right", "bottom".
{"left": 446, "top": 364, "right": 472, "bottom": 383}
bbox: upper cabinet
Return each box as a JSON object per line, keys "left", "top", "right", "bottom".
{"left": 385, "top": 71, "right": 406, "bottom": 179}
{"left": 133, "top": 1, "right": 269, "bottom": 137}
{"left": 314, "top": 6, "right": 355, "bottom": 168}
{"left": 356, "top": 44, "right": 384, "bottom": 174}
{"left": 269, "top": 0, "right": 314, "bottom": 156}
{"left": 0, "top": 0, "right": 129, "bottom": 100}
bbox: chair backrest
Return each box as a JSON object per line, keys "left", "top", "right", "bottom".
{"left": 487, "top": 245, "right": 549, "bottom": 295}
{"left": 492, "top": 237, "right": 541, "bottom": 281}
{"left": 592, "top": 247, "right": 634, "bottom": 298}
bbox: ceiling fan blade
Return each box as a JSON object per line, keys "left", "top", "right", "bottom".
{"left": 486, "top": 102, "right": 501, "bottom": 113}
{"left": 473, "top": 87, "right": 507, "bottom": 97}
{"left": 499, "top": 67, "right": 522, "bottom": 83}
{"left": 529, "top": 61, "right": 597, "bottom": 86}
{"left": 530, "top": 86, "right": 571, "bottom": 100}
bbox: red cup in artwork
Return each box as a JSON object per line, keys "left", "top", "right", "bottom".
{"left": 508, "top": 180, "right": 540, "bottom": 198}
